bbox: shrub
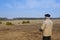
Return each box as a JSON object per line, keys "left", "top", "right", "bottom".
{"left": 22, "top": 21, "right": 30, "bottom": 24}
{"left": 22, "top": 21, "right": 25, "bottom": 24}
{"left": 6, "top": 22, "right": 13, "bottom": 25}
{"left": 0, "top": 21, "right": 2, "bottom": 24}
{"left": 27, "top": 21, "right": 30, "bottom": 23}
{"left": 18, "top": 22, "right": 20, "bottom": 24}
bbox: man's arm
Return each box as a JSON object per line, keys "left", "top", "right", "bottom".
{"left": 40, "top": 21, "right": 46, "bottom": 32}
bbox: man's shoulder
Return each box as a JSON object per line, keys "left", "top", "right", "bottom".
{"left": 44, "top": 20, "right": 53, "bottom": 24}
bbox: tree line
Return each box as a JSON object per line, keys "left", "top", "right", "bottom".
{"left": 0, "top": 17, "right": 60, "bottom": 20}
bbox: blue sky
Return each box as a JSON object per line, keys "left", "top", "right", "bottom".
{"left": 0, "top": 0, "right": 60, "bottom": 18}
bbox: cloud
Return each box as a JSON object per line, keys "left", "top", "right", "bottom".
{"left": 0, "top": 0, "right": 60, "bottom": 18}
{"left": 16, "top": 0, "right": 60, "bottom": 9}
{"left": 15, "top": 0, "right": 60, "bottom": 17}
{"left": 4, "top": 0, "right": 60, "bottom": 9}
{"left": 16, "top": 0, "right": 41, "bottom": 9}
{"left": 3, "top": 0, "right": 60, "bottom": 16}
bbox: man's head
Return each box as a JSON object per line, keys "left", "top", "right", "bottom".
{"left": 45, "top": 14, "right": 51, "bottom": 19}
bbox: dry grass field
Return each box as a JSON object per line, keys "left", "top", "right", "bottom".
{"left": 0, "top": 19, "right": 60, "bottom": 40}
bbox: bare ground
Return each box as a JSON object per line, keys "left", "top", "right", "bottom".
{"left": 0, "top": 23, "right": 60, "bottom": 40}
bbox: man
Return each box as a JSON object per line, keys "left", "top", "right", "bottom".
{"left": 40, "top": 14, "right": 53, "bottom": 40}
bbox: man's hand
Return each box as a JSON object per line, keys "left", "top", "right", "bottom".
{"left": 39, "top": 28, "right": 43, "bottom": 32}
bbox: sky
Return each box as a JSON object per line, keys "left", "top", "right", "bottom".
{"left": 0, "top": 0, "right": 60, "bottom": 18}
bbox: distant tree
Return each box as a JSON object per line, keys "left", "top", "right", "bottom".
{"left": 0, "top": 18, "right": 8, "bottom": 20}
